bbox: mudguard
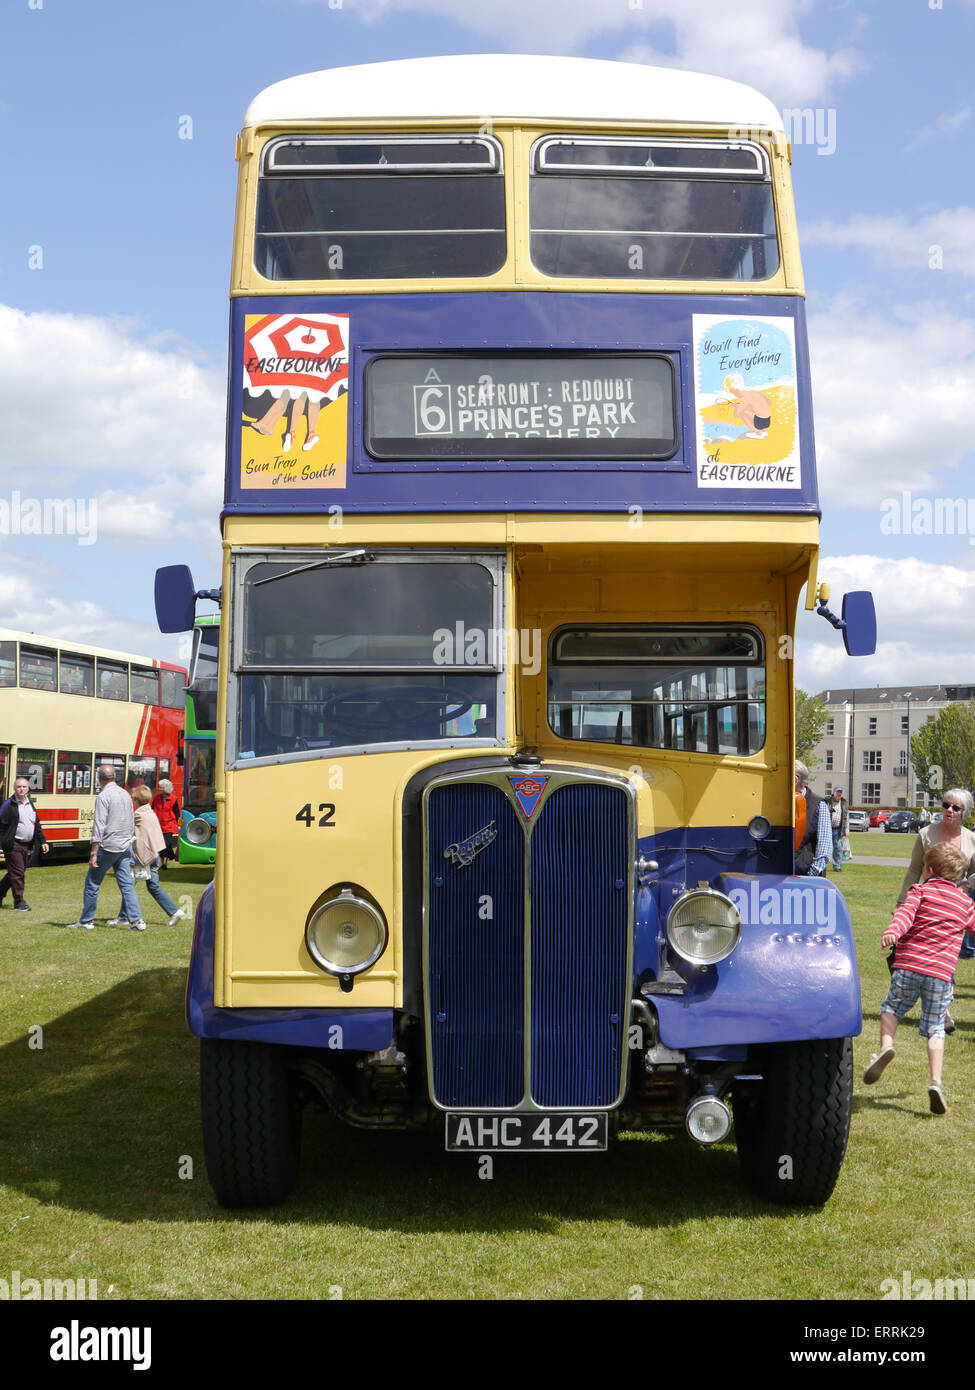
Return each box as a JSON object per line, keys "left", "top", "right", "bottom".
{"left": 652, "top": 872, "right": 862, "bottom": 1049}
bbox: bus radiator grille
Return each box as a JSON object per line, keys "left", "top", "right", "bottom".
{"left": 425, "top": 777, "right": 628, "bottom": 1110}
{"left": 530, "top": 783, "right": 628, "bottom": 1108}
{"left": 427, "top": 783, "right": 524, "bottom": 1108}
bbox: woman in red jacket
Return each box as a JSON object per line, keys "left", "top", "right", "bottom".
{"left": 152, "top": 778, "right": 180, "bottom": 868}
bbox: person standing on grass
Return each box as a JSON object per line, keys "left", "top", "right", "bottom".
{"left": 794, "top": 761, "right": 831, "bottom": 876}
{"left": 108, "top": 785, "right": 185, "bottom": 930}
{"left": 864, "top": 842, "right": 975, "bottom": 1114}
{"left": 828, "top": 785, "right": 849, "bottom": 873}
{"left": 66, "top": 764, "right": 143, "bottom": 931}
{"left": 0, "top": 776, "right": 49, "bottom": 911}
{"left": 151, "top": 778, "right": 179, "bottom": 869}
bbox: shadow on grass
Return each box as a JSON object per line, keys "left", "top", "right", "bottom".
{"left": 1, "top": 969, "right": 823, "bottom": 1231}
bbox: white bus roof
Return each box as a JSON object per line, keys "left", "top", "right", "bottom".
{"left": 0, "top": 627, "right": 183, "bottom": 669}
{"left": 243, "top": 54, "right": 783, "bottom": 134}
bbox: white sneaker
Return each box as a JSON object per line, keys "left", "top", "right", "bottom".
{"left": 107, "top": 917, "right": 131, "bottom": 926}
{"left": 65, "top": 921, "right": 95, "bottom": 930}
{"left": 168, "top": 909, "right": 186, "bottom": 925}
{"left": 129, "top": 921, "right": 147, "bottom": 932}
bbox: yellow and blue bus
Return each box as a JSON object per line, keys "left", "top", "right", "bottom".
{"left": 178, "top": 614, "right": 219, "bottom": 866}
{"left": 157, "top": 54, "right": 876, "bottom": 1208}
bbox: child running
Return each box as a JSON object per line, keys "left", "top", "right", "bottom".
{"left": 864, "top": 842, "right": 975, "bottom": 1113}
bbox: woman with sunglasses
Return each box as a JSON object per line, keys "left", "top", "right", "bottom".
{"left": 897, "top": 789, "right": 975, "bottom": 1031}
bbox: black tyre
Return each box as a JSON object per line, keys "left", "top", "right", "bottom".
{"left": 200, "top": 1038, "right": 302, "bottom": 1208}
{"left": 732, "top": 1037, "right": 853, "bottom": 1206}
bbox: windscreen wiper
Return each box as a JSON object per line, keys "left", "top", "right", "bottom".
{"left": 252, "top": 550, "right": 374, "bottom": 586}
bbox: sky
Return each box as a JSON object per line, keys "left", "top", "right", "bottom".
{"left": 1, "top": 0, "right": 973, "bottom": 691}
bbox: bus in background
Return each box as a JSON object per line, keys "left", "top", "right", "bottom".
{"left": 179, "top": 614, "right": 219, "bottom": 866}
{"left": 157, "top": 55, "right": 876, "bottom": 1210}
{"left": 0, "top": 628, "right": 186, "bottom": 849}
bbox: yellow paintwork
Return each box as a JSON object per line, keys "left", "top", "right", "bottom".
{"left": 215, "top": 513, "right": 816, "bottom": 1008}
{"left": 231, "top": 119, "right": 803, "bottom": 299}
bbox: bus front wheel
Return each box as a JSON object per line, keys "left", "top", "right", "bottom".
{"left": 732, "top": 1037, "right": 853, "bottom": 1206}
{"left": 200, "top": 1038, "right": 302, "bottom": 1208}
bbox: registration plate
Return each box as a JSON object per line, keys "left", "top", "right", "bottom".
{"left": 445, "top": 1112, "right": 608, "bottom": 1153}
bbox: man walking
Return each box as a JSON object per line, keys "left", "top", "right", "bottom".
{"left": 0, "top": 776, "right": 50, "bottom": 911}
{"left": 66, "top": 764, "right": 144, "bottom": 930}
{"left": 829, "top": 785, "right": 849, "bottom": 873}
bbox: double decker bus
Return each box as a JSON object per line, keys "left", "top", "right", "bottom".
{"left": 178, "top": 615, "right": 219, "bottom": 866}
{"left": 0, "top": 628, "right": 186, "bottom": 848}
{"left": 157, "top": 54, "right": 876, "bottom": 1209}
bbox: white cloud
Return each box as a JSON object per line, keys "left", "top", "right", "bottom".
{"left": 0, "top": 569, "right": 185, "bottom": 664}
{"left": 803, "top": 208, "right": 975, "bottom": 278}
{"left": 0, "top": 304, "right": 224, "bottom": 533}
{"left": 332, "top": 0, "right": 860, "bottom": 104}
{"left": 806, "top": 295, "right": 975, "bottom": 508}
{"left": 905, "top": 102, "right": 972, "bottom": 152}
{"left": 796, "top": 553, "right": 975, "bottom": 690}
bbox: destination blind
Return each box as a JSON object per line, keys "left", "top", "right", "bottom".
{"left": 364, "top": 354, "right": 677, "bottom": 461}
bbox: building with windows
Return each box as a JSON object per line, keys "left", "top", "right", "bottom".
{"left": 808, "top": 684, "right": 975, "bottom": 809}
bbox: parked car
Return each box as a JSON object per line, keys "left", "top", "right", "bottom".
{"left": 869, "top": 809, "right": 890, "bottom": 827}
{"left": 885, "top": 810, "right": 920, "bottom": 834}
{"left": 848, "top": 810, "right": 869, "bottom": 832}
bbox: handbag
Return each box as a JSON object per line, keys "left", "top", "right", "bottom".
{"left": 841, "top": 835, "right": 852, "bottom": 863}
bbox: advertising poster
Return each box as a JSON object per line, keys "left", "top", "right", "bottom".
{"left": 693, "top": 315, "right": 800, "bottom": 489}
{"left": 240, "top": 312, "right": 349, "bottom": 490}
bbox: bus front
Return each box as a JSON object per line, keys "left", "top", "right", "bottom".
{"left": 160, "top": 55, "right": 875, "bottom": 1208}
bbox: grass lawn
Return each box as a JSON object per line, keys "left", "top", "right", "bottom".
{"left": 847, "top": 829, "right": 916, "bottom": 859}
{"left": 1, "top": 855, "right": 973, "bottom": 1301}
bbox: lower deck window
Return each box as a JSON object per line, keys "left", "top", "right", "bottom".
{"left": 548, "top": 625, "right": 765, "bottom": 755}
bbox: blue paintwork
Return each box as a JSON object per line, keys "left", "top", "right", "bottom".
{"left": 530, "top": 782, "right": 628, "bottom": 1106}
{"left": 649, "top": 870, "right": 862, "bottom": 1049}
{"left": 186, "top": 883, "right": 394, "bottom": 1050}
{"left": 226, "top": 291, "right": 818, "bottom": 515}
{"left": 427, "top": 782, "right": 524, "bottom": 1106}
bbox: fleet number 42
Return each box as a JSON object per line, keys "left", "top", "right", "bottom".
{"left": 295, "top": 803, "right": 336, "bottom": 827}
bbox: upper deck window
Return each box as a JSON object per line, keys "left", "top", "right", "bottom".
{"left": 255, "top": 135, "right": 506, "bottom": 281}
{"left": 530, "top": 137, "right": 779, "bottom": 281}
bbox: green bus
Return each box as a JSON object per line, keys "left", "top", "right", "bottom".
{"left": 179, "top": 614, "right": 218, "bottom": 866}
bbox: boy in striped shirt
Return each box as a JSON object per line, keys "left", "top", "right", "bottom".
{"left": 863, "top": 842, "right": 975, "bottom": 1113}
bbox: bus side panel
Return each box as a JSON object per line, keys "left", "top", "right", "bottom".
{"left": 652, "top": 874, "right": 861, "bottom": 1048}
{"left": 186, "top": 883, "right": 393, "bottom": 1049}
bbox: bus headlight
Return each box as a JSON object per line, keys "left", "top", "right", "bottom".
{"left": 306, "top": 889, "right": 387, "bottom": 977}
{"left": 666, "top": 889, "right": 741, "bottom": 965}
{"left": 184, "top": 817, "right": 213, "bottom": 845}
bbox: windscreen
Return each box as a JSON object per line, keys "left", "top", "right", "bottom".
{"left": 235, "top": 555, "right": 501, "bottom": 757}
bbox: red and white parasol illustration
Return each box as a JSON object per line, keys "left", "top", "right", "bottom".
{"left": 243, "top": 312, "right": 349, "bottom": 404}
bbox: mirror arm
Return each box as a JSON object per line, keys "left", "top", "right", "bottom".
{"left": 815, "top": 600, "right": 845, "bottom": 632}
